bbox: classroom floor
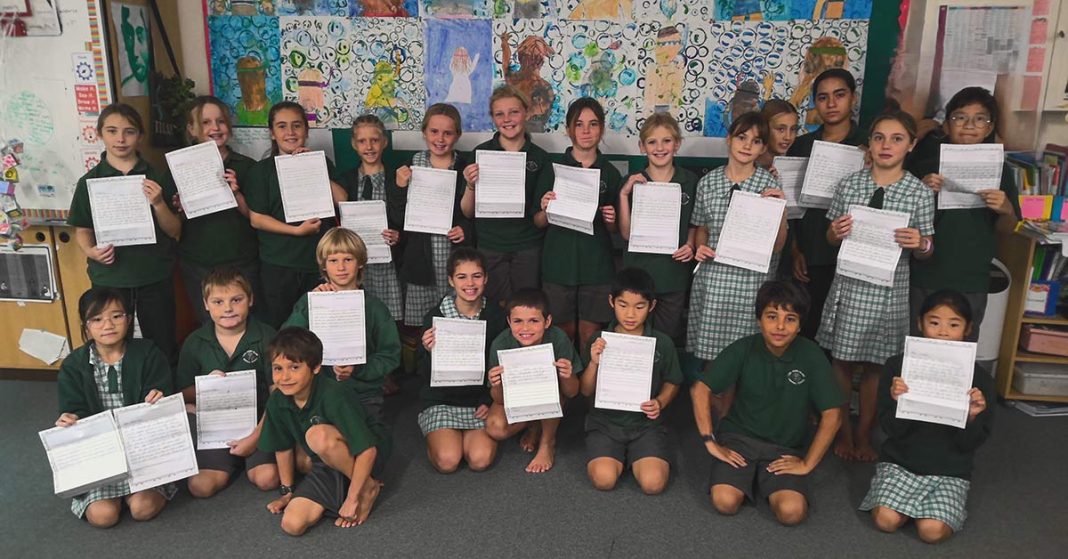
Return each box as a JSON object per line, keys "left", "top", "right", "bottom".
{"left": 4, "top": 374, "right": 1067, "bottom": 559}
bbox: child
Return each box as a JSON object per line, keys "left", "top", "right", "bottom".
{"left": 174, "top": 95, "right": 265, "bottom": 325}
{"left": 342, "top": 114, "right": 407, "bottom": 322}
{"left": 860, "top": 290, "right": 994, "bottom": 544}
{"left": 690, "top": 281, "right": 843, "bottom": 526}
{"left": 787, "top": 69, "right": 868, "bottom": 338}
{"left": 534, "top": 97, "right": 621, "bottom": 349}
{"left": 244, "top": 101, "right": 348, "bottom": 328}
{"left": 396, "top": 103, "right": 475, "bottom": 328}
{"left": 581, "top": 268, "right": 682, "bottom": 494}
{"left": 690, "top": 112, "right": 788, "bottom": 365}
{"left": 417, "top": 248, "right": 507, "bottom": 473}
{"left": 757, "top": 99, "right": 800, "bottom": 170}
{"left": 907, "top": 87, "right": 1020, "bottom": 341}
{"left": 821, "top": 109, "right": 935, "bottom": 461}
{"left": 617, "top": 113, "right": 698, "bottom": 344}
{"left": 283, "top": 228, "right": 401, "bottom": 420}
{"left": 176, "top": 267, "right": 279, "bottom": 498}
{"left": 259, "top": 327, "right": 389, "bottom": 535}
{"left": 55, "top": 288, "right": 174, "bottom": 527}
{"left": 67, "top": 103, "right": 181, "bottom": 365}
{"left": 460, "top": 85, "right": 551, "bottom": 306}
{"left": 485, "top": 288, "right": 582, "bottom": 473}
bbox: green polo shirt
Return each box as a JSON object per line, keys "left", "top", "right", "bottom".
{"left": 538, "top": 149, "right": 622, "bottom": 286}
{"left": 907, "top": 155, "right": 1021, "bottom": 293}
{"left": 786, "top": 123, "right": 868, "bottom": 268}
{"left": 473, "top": 133, "right": 548, "bottom": 253}
{"left": 702, "top": 333, "right": 843, "bottom": 449}
{"left": 418, "top": 301, "right": 508, "bottom": 410}
{"left": 243, "top": 155, "right": 341, "bottom": 272}
{"left": 57, "top": 339, "right": 173, "bottom": 417}
{"left": 283, "top": 291, "right": 401, "bottom": 401}
{"left": 177, "top": 150, "right": 259, "bottom": 268}
{"left": 67, "top": 155, "right": 178, "bottom": 287}
{"left": 582, "top": 321, "right": 683, "bottom": 428}
{"left": 622, "top": 166, "right": 698, "bottom": 294}
{"left": 258, "top": 372, "right": 389, "bottom": 461}
{"left": 487, "top": 324, "right": 583, "bottom": 375}
{"left": 175, "top": 318, "right": 276, "bottom": 412}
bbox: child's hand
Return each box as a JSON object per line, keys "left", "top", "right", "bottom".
{"left": 694, "top": 244, "right": 715, "bottom": 262}
{"left": 619, "top": 173, "right": 646, "bottom": 197}
{"left": 145, "top": 389, "right": 164, "bottom": 404}
{"left": 894, "top": 227, "right": 922, "bottom": 250}
{"left": 336, "top": 498, "right": 360, "bottom": 528}
{"left": 313, "top": 282, "right": 339, "bottom": 292}
{"left": 334, "top": 365, "right": 355, "bottom": 382}
{"left": 890, "top": 376, "right": 909, "bottom": 400}
{"left": 555, "top": 358, "right": 573, "bottom": 380}
{"left": 143, "top": 179, "right": 165, "bottom": 207}
{"left": 978, "top": 189, "right": 1013, "bottom": 215}
{"left": 224, "top": 169, "right": 240, "bottom": 192}
{"left": 291, "top": 146, "right": 310, "bottom": 155}
{"left": 540, "top": 191, "right": 556, "bottom": 211}
{"left": 966, "top": 387, "right": 987, "bottom": 422}
{"left": 768, "top": 165, "right": 780, "bottom": 181}
{"left": 761, "top": 188, "right": 785, "bottom": 200}
{"left": 446, "top": 226, "right": 465, "bottom": 244}
{"left": 171, "top": 193, "right": 185, "bottom": 214}
{"left": 55, "top": 413, "right": 79, "bottom": 427}
{"left": 267, "top": 494, "right": 291, "bottom": 514}
{"left": 601, "top": 205, "right": 616, "bottom": 225}
{"left": 382, "top": 229, "right": 400, "bottom": 247}
{"left": 921, "top": 173, "right": 944, "bottom": 193}
{"left": 396, "top": 165, "right": 412, "bottom": 188}
{"left": 474, "top": 404, "right": 489, "bottom": 420}
{"left": 766, "top": 454, "right": 810, "bottom": 476}
{"left": 589, "top": 337, "right": 606, "bottom": 365}
{"left": 209, "top": 369, "right": 226, "bottom": 377}
{"left": 792, "top": 247, "right": 809, "bottom": 283}
{"left": 296, "top": 218, "right": 322, "bottom": 236}
{"left": 705, "top": 440, "right": 747, "bottom": 468}
{"left": 830, "top": 215, "right": 852, "bottom": 241}
{"left": 640, "top": 398, "right": 661, "bottom": 420}
{"left": 421, "top": 327, "right": 436, "bottom": 352}
{"left": 463, "top": 163, "right": 479, "bottom": 187}
{"left": 89, "top": 243, "right": 116, "bottom": 265}
{"left": 227, "top": 431, "right": 258, "bottom": 457}
{"left": 672, "top": 243, "right": 694, "bottom": 262}
{"left": 488, "top": 365, "right": 504, "bottom": 386}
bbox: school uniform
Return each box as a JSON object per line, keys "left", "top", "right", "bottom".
{"left": 472, "top": 133, "right": 549, "bottom": 304}
{"left": 537, "top": 148, "right": 622, "bottom": 325}
{"left": 817, "top": 170, "right": 935, "bottom": 364}
{"left": 416, "top": 296, "right": 507, "bottom": 436}
{"left": 688, "top": 166, "right": 780, "bottom": 361}
{"left": 341, "top": 166, "right": 406, "bottom": 321}
{"left": 906, "top": 153, "right": 1020, "bottom": 342}
{"left": 57, "top": 339, "right": 176, "bottom": 517}
{"left": 175, "top": 318, "right": 277, "bottom": 476}
{"left": 67, "top": 154, "right": 180, "bottom": 366}
{"left": 858, "top": 354, "right": 995, "bottom": 532}
{"left": 400, "top": 151, "right": 475, "bottom": 327}
{"left": 176, "top": 149, "right": 268, "bottom": 325}
{"left": 258, "top": 373, "right": 391, "bottom": 517}
{"left": 487, "top": 325, "right": 584, "bottom": 382}
{"left": 700, "top": 334, "right": 843, "bottom": 501}
{"left": 283, "top": 291, "right": 401, "bottom": 419}
{"left": 786, "top": 123, "right": 868, "bottom": 339}
{"left": 581, "top": 322, "right": 682, "bottom": 465}
{"left": 243, "top": 156, "right": 342, "bottom": 328}
{"left": 622, "top": 167, "right": 698, "bottom": 343}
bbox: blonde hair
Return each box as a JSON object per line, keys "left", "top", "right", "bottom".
{"left": 422, "top": 103, "right": 462, "bottom": 137}
{"left": 351, "top": 113, "right": 387, "bottom": 139}
{"left": 316, "top": 228, "right": 368, "bottom": 284}
{"left": 489, "top": 84, "right": 529, "bottom": 113}
{"left": 186, "top": 96, "right": 233, "bottom": 144}
{"left": 639, "top": 112, "right": 682, "bottom": 143}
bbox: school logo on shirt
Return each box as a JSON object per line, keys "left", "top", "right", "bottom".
{"left": 599, "top": 179, "right": 608, "bottom": 194}
{"left": 309, "top": 415, "right": 323, "bottom": 425}
{"left": 527, "top": 160, "right": 539, "bottom": 172}
{"left": 653, "top": 350, "right": 662, "bottom": 364}
{"left": 787, "top": 369, "right": 806, "bottom": 385}
{"left": 681, "top": 192, "right": 692, "bottom": 206}
{"left": 242, "top": 350, "right": 259, "bottom": 364}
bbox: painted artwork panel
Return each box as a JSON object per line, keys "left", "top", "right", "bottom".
{"left": 713, "top": 0, "right": 872, "bottom": 21}
{"left": 208, "top": 15, "right": 283, "bottom": 126}
{"left": 276, "top": 0, "right": 349, "bottom": 16}
{"left": 350, "top": 0, "right": 419, "bottom": 17}
{"left": 207, "top": 1, "right": 276, "bottom": 15}
{"left": 425, "top": 18, "right": 494, "bottom": 132}
{"left": 493, "top": 18, "right": 567, "bottom": 132}
{"left": 420, "top": 0, "right": 490, "bottom": 18}
{"left": 632, "top": 0, "right": 712, "bottom": 23}
{"left": 559, "top": 19, "right": 647, "bottom": 136}
{"left": 345, "top": 18, "right": 426, "bottom": 129}
{"left": 638, "top": 20, "right": 707, "bottom": 135}
{"left": 280, "top": 16, "right": 353, "bottom": 128}
{"left": 489, "top": 0, "right": 555, "bottom": 18}
{"left": 561, "top": 0, "right": 632, "bottom": 20}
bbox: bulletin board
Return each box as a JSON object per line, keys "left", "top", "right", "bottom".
{"left": 0, "top": 0, "right": 115, "bottom": 217}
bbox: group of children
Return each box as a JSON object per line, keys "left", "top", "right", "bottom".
{"left": 51, "top": 67, "right": 1012, "bottom": 543}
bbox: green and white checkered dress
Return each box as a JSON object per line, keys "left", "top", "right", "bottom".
{"left": 817, "top": 170, "right": 934, "bottom": 363}
{"left": 859, "top": 461, "right": 970, "bottom": 532}
{"left": 687, "top": 166, "right": 781, "bottom": 361}
{"left": 358, "top": 170, "right": 404, "bottom": 320}
{"left": 404, "top": 151, "right": 455, "bottom": 327}
{"left": 416, "top": 295, "right": 488, "bottom": 435}
{"left": 70, "top": 346, "right": 176, "bottom": 518}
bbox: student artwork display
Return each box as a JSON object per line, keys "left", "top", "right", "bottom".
{"left": 207, "top": 6, "right": 871, "bottom": 137}
{"left": 110, "top": 2, "right": 152, "bottom": 97}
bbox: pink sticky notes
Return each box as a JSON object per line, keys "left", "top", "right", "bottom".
{"left": 1021, "top": 196, "right": 1052, "bottom": 219}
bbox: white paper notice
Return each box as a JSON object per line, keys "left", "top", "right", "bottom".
{"left": 546, "top": 163, "right": 599, "bottom": 235}
{"left": 18, "top": 328, "right": 69, "bottom": 365}
{"left": 112, "top": 393, "right": 199, "bottom": 493}
{"left": 714, "top": 191, "right": 786, "bottom": 274}
{"left": 308, "top": 290, "right": 367, "bottom": 366}
{"left": 475, "top": 150, "right": 526, "bottom": 218}
{"left": 498, "top": 344, "right": 562, "bottom": 424}
{"left": 897, "top": 336, "right": 977, "bottom": 429}
{"left": 39, "top": 411, "right": 129, "bottom": 498}
{"left": 165, "top": 140, "right": 237, "bottom": 219}
{"left": 404, "top": 166, "right": 457, "bottom": 236}
{"left": 595, "top": 332, "right": 656, "bottom": 413}
{"left": 629, "top": 182, "right": 682, "bottom": 255}
{"left": 800, "top": 141, "right": 865, "bottom": 208}
{"left": 837, "top": 205, "right": 910, "bottom": 287}
{"left": 275, "top": 151, "right": 335, "bottom": 223}
{"left": 773, "top": 156, "right": 808, "bottom": 219}
{"left": 339, "top": 201, "right": 392, "bottom": 264}
{"left": 87, "top": 175, "right": 156, "bottom": 247}
{"left": 431, "top": 317, "right": 487, "bottom": 387}
{"left": 195, "top": 371, "right": 258, "bottom": 450}
{"left": 938, "top": 144, "right": 1004, "bottom": 210}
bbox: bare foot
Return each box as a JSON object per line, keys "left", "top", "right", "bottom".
{"left": 853, "top": 439, "right": 877, "bottom": 462}
{"left": 519, "top": 423, "right": 541, "bottom": 453}
{"left": 525, "top": 443, "right": 555, "bottom": 474}
{"left": 355, "top": 479, "right": 383, "bottom": 525}
{"left": 833, "top": 436, "right": 855, "bottom": 461}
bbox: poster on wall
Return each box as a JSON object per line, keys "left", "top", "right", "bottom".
{"left": 425, "top": 18, "right": 494, "bottom": 132}
{"left": 110, "top": 2, "right": 152, "bottom": 97}
{"left": 208, "top": 15, "right": 282, "bottom": 126}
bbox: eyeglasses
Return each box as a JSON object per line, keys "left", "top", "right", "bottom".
{"left": 87, "top": 312, "right": 128, "bottom": 327}
{"left": 948, "top": 114, "right": 993, "bottom": 127}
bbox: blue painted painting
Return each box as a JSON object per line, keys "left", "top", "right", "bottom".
{"left": 208, "top": 15, "right": 282, "bottom": 126}
{"left": 350, "top": 0, "right": 420, "bottom": 16}
{"left": 714, "top": 0, "right": 872, "bottom": 21}
{"left": 424, "top": 18, "right": 494, "bottom": 132}
{"left": 276, "top": 0, "right": 349, "bottom": 15}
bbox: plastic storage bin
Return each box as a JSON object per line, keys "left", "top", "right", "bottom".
{"left": 1020, "top": 325, "right": 1068, "bottom": 357}
{"left": 1013, "top": 363, "right": 1068, "bottom": 396}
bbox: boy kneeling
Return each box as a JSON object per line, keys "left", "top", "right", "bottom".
{"left": 691, "top": 281, "right": 843, "bottom": 525}
{"left": 259, "top": 327, "right": 390, "bottom": 535}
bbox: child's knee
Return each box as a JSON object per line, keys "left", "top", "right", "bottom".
{"left": 127, "top": 495, "right": 164, "bottom": 522}
{"left": 637, "top": 472, "right": 668, "bottom": 495}
{"left": 85, "top": 501, "right": 120, "bottom": 528}
{"left": 187, "top": 473, "right": 225, "bottom": 499}
{"left": 484, "top": 415, "right": 509, "bottom": 440}
{"left": 916, "top": 519, "right": 953, "bottom": 544}
{"left": 772, "top": 497, "right": 807, "bottom": 526}
{"left": 428, "top": 445, "right": 463, "bottom": 474}
{"left": 247, "top": 466, "right": 280, "bottom": 491}
{"left": 305, "top": 425, "right": 343, "bottom": 455}
{"left": 280, "top": 513, "right": 310, "bottom": 537}
{"left": 587, "top": 460, "right": 621, "bottom": 491}
{"left": 464, "top": 444, "right": 496, "bottom": 472}
{"left": 711, "top": 487, "right": 744, "bottom": 515}
{"left": 871, "top": 506, "right": 906, "bottom": 533}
